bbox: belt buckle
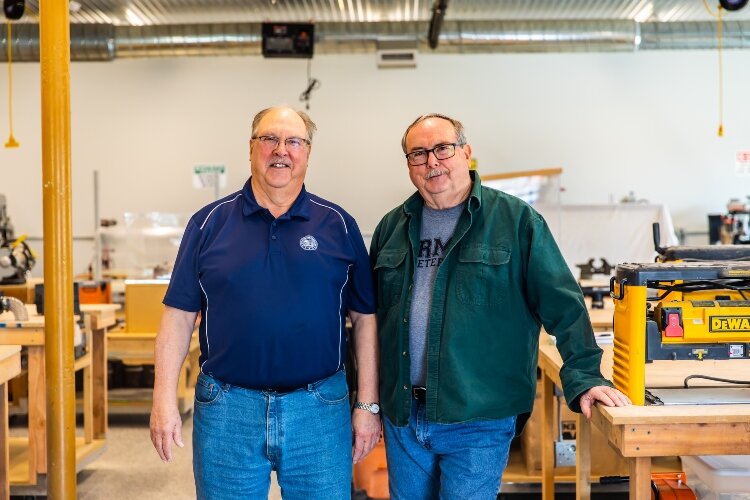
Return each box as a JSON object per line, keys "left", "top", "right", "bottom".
{"left": 412, "top": 386, "right": 426, "bottom": 402}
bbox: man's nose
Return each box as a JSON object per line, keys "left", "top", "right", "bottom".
{"left": 427, "top": 150, "right": 440, "bottom": 166}
{"left": 273, "top": 141, "right": 289, "bottom": 155}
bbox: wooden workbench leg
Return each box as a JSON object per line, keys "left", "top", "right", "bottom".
{"left": 91, "top": 328, "right": 107, "bottom": 439}
{"left": 0, "top": 383, "right": 9, "bottom": 500}
{"left": 541, "top": 375, "right": 555, "bottom": 500}
{"left": 629, "top": 457, "right": 651, "bottom": 500}
{"left": 83, "top": 364, "right": 93, "bottom": 444}
{"left": 576, "top": 413, "right": 591, "bottom": 500}
{"left": 27, "top": 346, "right": 46, "bottom": 477}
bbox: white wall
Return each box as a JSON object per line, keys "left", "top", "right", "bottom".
{"left": 1, "top": 49, "right": 749, "bottom": 275}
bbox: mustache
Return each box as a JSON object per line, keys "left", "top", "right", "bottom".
{"left": 425, "top": 169, "right": 447, "bottom": 180}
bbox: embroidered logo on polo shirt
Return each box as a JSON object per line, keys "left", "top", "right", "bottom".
{"left": 300, "top": 235, "right": 318, "bottom": 251}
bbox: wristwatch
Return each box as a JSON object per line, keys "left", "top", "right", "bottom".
{"left": 354, "top": 401, "right": 381, "bottom": 415}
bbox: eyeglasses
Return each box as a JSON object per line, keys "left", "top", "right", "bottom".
{"left": 405, "top": 143, "right": 464, "bottom": 166}
{"left": 252, "top": 135, "right": 310, "bottom": 152}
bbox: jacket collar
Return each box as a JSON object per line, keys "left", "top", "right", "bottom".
{"left": 241, "top": 177, "right": 311, "bottom": 220}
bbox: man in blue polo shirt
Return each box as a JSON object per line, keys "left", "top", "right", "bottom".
{"left": 149, "top": 106, "right": 381, "bottom": 500}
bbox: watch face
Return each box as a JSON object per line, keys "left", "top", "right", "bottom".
{"left": 371, "top": 403, "right": 380, "bottom": 414}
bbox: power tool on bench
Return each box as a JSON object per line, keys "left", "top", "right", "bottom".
{"left": 610, "top": 260, "right": 750, "bottom": 405}
{"left": 0, "top": 194, "right": 36, "bottom": 285}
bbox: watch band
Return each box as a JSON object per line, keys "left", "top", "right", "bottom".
{"left": 354, "top": 401, "right": 380, "bottom": 415}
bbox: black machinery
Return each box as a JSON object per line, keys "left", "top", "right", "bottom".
{"left": 0, "top": 194, "right": 36, "bottom": 284}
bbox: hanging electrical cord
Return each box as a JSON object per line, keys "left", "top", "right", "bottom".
{"left": 4, "top": 20, "right": 19, "bottom": 148}
{"left": 702, "top": 0, "right": 725, "bottom": 137}
{"left": 299, "top": 58, "right": 320, "bottom": 111}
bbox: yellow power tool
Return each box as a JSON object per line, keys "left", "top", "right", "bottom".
{"left": 610, "top": 261, "right": 750, "bottom": 405}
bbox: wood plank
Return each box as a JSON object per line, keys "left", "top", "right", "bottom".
{"left": 26, "top": 346, "right": 45, "bottom": 477}
{"left": 0, "top": 348, "right": 21, "bottom": 384}
{"left": 0, "top": 384, "right": 9, "bottom": 500}
{"left": 83, "top": 365, "right": 93, "bottom": 443}
{"left": 575, "top": 413, "right": 591, "bottom": 500}
{"left": 617, "top": 422, "right": 750, "bottom": 457}
{"left": 91, "top": 327, "right": 108, "bottom": 439}
{"left": 0, "top": 332, "right": 44, "bottom": 345}
{"left": 73, "top": 352, "right": 91, "bottom": 372}
{"left": 8, "top": 437, "right": 106, "bottom": 487}
{"left": 629, "top": 457, "right": 651, "bottom": 500}
{"left": 541, "top": 375, "right": 555, "bottom": 500}
{"left": 0, "top": 347, "right": 20, "bottom": 500}
{"left": 597, "top": 403, "right": 750, "bottom": 425}
{"left": 481, "top": 167, "right": 562, "bottom": 181}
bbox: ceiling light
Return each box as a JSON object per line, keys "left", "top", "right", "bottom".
{"left": 125, "top": 7, "right": 145, "bottom": 26}
{"left": 633, "top": 2, "right": 653, "bottom": 23}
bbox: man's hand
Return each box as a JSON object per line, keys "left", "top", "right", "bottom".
{"left": 150, "top": 400, "right": 184, "bottom": 462}
{"left": 352, "top": 409, "right": 381, "bottom": 464}
{"left": 579, "top": 385, "right": 632, "bottom": 419}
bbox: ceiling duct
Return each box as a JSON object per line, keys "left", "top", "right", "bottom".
{"left": 640, "top": 21, "right": 750, "bottom": 50}
{"left": 0, "top": 23, "right": 115, "bottom": 61}
{"left": 1, "top": 20, "right": 750, "bottom": 61}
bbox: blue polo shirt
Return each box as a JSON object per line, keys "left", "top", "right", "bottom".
{"left": 164, "top": 178, "right": 376, "bottom": 390}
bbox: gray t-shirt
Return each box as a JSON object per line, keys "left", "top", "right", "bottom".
{"left": 409, "top": 202, "right": 465, "bottom": 386}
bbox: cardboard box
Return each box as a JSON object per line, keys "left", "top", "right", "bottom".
{"left": 520, "top": 382, "right": 628, "bottom": 476}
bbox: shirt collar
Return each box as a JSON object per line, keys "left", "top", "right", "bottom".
{"left": 242, "top": 177, "right": 311, "bottom": 221}
{"left": 403, "top": 170, "right": 482, "bottom": 216}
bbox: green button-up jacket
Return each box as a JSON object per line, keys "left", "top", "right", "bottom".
{"left": 370, "top": 172, "right": 611, "bottom": 426}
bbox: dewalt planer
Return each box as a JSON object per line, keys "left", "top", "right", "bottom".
{"left": 610, "top": 261, "right": 750, "bottom": 405}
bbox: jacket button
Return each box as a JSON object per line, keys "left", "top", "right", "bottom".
{"left": 403, "top": 317, "right": 408, "bottom": 323}
{"left": 402, "top": 351, "right": 408, "bottom": 356}
{"left": 403, "top": 385, "right": 408, "bottom": 390}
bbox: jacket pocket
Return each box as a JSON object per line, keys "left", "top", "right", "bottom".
{"left": 456, "top": 245, "right": 511, "bottom": 307}
{"left": 374, "top": 249, "right": 407, "bottom": 308}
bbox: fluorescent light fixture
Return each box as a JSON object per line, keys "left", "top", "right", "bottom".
{"left": 125, "top": 7, "right": 145, "bottom": 26}
{"left": 633, "top": 2, "right": 653, "bottom": 23}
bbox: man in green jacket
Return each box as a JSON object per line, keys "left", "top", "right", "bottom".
{"left": 370, "top": 113, "right": 631, "bottom": 499}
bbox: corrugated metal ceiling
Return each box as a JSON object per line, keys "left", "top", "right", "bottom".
{"left": 16, "top": 0, "right": 750, "bottom": 26}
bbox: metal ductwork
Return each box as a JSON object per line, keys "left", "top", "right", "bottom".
{"left": 1, "top": 20, "right": 749, "bottom": 61}
{"left": 1, "top": 23, "right": 115, "bottom": 61}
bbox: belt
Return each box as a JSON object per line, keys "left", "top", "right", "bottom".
{"left": 264, "top": 385, "right": 305, "bottom": 394}
{"left": 412, "top": 386, "right": 426, "bottom": 403}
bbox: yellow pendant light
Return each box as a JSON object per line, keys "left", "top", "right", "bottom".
{"left": 5, "top": 20, "right": 19, "bottom": 148}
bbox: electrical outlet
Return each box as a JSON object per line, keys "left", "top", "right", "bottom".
{"left": 555, "top": 440, "right": 577, "bottom": 467}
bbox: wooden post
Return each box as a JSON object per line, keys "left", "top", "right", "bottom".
{"left": 40, "top": 0, "right": 77, "bottom": 497}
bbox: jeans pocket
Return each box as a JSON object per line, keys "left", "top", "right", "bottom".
{"left": 195, "top": 374, "right": 223, "bottom": 406}
{"left": 312, "top": 372, "right": 349, "bottom": 405}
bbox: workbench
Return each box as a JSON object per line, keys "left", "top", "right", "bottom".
{"left": 107, "top": 329, "right": 200, "bottom": 414}
{"left": 538, "top": 334, "right": 750, "bottom": 499}
{"left": 0, "top": 346, "right": 21, "bottom": 500}
{"left": 0, "top": 304, "right": 114, "bottom": 495}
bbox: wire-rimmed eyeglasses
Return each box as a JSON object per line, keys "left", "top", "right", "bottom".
{"left": 405, "top": 143, "right": 464, "bottom": 166}
{"left": 252, "top": 135, "right": 310, "bottom": 152}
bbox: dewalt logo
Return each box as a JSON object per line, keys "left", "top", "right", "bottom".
{"left": 709, "top": 316, "right": 750, "bottom": 332}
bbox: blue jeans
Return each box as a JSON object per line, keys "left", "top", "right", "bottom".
{"left": 383, "top": 398, "right": 516, "bottom": 500}
{"left": 192, "top": 370, "right": 351, "bottom": 500}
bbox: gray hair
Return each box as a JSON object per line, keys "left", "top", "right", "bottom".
{"left": 251, "top": 107, "right": 317, "bottom": 143}
{"left": 401, "top": 113, "right": 467, "bottom": 153}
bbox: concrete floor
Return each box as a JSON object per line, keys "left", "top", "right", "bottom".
{"left": 51, "top": 413, "right": 281, "bottom": 500}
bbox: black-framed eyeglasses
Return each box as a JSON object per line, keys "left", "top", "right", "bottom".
{"left": 252, "top": 135, "right": 310, "bottom": 152}
{"left": 405, "top": 143, "right": 464, "bottom": 166}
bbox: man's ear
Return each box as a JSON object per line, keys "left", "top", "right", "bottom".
{"left": 463, "top": 143, "right": 472, "bottom": 161}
